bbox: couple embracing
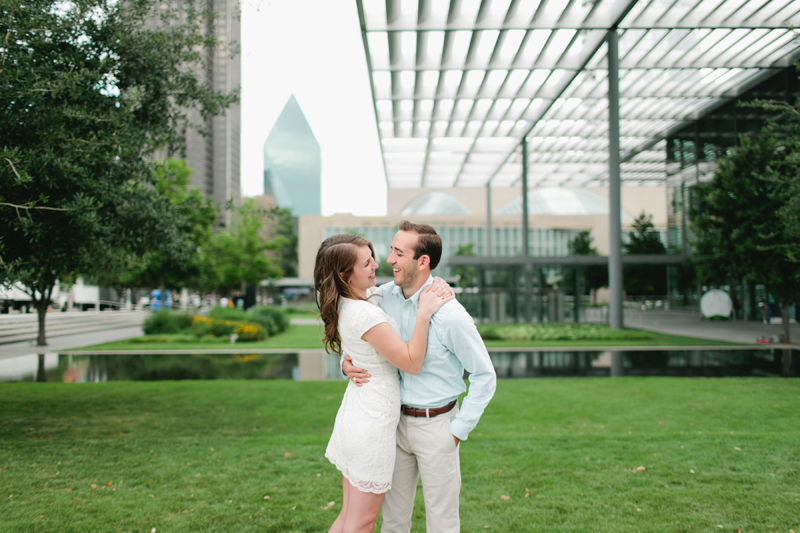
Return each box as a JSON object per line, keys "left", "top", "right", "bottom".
{"left": 313, "top": 221, "right": 497, "bottom": 532}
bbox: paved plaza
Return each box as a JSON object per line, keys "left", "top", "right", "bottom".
{"left": 624, "top": 307, "right": 798, "bottom": 345}
{"left": 0, "top": 310, "right": 145, "bottom": 360}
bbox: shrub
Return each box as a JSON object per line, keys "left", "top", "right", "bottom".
{"left": 208, "top": 306, "right": 249, "bottom": 322}
{"left": 476, "top": 323, "right": 653, "bottom": 342}
{"left": 248, "top": 306, "right": 289, "bottom": 333}
{"left": 249, "top": 314, "right": 277, "bottom": 336}
{"left": 128, "top": 334, "right": 227, "bottom": 344}
{"left": 142, "top": 311, "right": 195, "bottom": 335}
{"left": 191, "top": 316, "right": 266, "bottom": 342}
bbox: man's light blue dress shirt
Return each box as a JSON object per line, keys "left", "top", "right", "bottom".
{"left": 372, "top": 275, "right": 496, "bottom": 441}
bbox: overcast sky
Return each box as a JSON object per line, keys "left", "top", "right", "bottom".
{"left": 240, "top": 0, "right": 388, "bottom": 216}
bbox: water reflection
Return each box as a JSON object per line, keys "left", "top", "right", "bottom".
{"left": 0, "top": 348, "right": 794, "bottom": 382}
{"left": 488, "top": 348, "right": 797, "bottom": 378}
{"left": 0, "top": 353, "right": 298, "bottom": 383}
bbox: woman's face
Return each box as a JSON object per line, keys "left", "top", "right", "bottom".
{"left": 346, "top": 245, "right": 378, "bottom": 296}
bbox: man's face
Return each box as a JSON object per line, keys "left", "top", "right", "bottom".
{"left": 387, "top": 230, "right": 424, "bottom": 291}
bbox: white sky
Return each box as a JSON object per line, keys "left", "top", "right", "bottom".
{"left": 240, "top": 0, "right": 387, "bottom": 216}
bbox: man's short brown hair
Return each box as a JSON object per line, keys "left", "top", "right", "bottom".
{"left": 398, "top": 221, "right": 442, "bottom": 270}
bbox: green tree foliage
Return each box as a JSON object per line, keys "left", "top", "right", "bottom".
{"left": 266, "top": 207, "right": 298, "bottom": 278}
{"left": 116, "top": 159, "right": 218, "bottom": 293}
{"left": 452, "top": 243, "right": 477, "bottom": 287}
{"left": 201, "top": 199, "right": 284, "bottom": 296}
{"left": 0, "top": 0, "right": 237, "bottom": 345}
{"left": 568, "top": 230, "right": 607, "bottom": 304}
{"left": 690, "top": 133, "right": 800, "bottom": 345}
{"left": 623, "top": 212, "right": 667, "bottom": 297}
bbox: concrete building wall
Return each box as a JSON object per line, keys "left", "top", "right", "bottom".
{"left": 299, "top": 186, "right": 667, "bottom": 278}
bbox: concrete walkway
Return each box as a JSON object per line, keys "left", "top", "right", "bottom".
{"left": 0, "top": 325, "right": 143, "bottom": 360}
{"left": 623, "top": 307, "right": 799, "bottom": 345}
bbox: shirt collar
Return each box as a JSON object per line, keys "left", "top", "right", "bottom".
{"left": 391, "top": 274, "right": 434, "bottom": 305}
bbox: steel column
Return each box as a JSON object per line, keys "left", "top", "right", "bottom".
{"left": 486, "top": 183, "right": 492, "bottom": 257}
{"left": 522, "top": 138, "right": 533, "bottom": 322}
{"left": 607, "top": 29, "right": 624, "bottom": 330}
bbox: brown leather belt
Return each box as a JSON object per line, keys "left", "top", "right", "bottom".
{"left": 401, "top": 400, "right": 457, "bottom": 418}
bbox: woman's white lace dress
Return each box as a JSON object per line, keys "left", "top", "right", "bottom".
{"left": 325, "top": 297, "right": 400, "bottom": 494}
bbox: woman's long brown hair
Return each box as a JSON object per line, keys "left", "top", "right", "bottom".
{"left": 313, "top": 234, "right": 375, "bottom": 355}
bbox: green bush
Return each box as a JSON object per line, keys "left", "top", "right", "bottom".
{"left": 249, "top": 314, "right": 277, "bottom": 336}
{"left": 476, "top": 323, "right": 653, "bottom": 342}
{"left": 191, "top": 316, "right": 266, "bottom": 342}
{"left": 248, "top": 306, "right": 289, "bottom": 333}
{"left": 208, "top": 306, "right": 249, "bottom": 322}
{"left": 128, "top": 334, "right": 227, "bottom": 344}
{"left": 478, "top": 326, "right": 501, "bottom": 340}
{"left": 142, "top": 311, "right": 195, "bottom": 335}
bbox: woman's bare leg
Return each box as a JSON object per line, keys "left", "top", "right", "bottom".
{"left": 343, "top": 482, "right": 385, "bottom": 533}
{"left": 329, "top": 476, "right": 349, "bottom": 533}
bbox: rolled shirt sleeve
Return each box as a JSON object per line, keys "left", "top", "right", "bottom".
{"left": 440, "top": 306, "right": 497, "bottom": 441}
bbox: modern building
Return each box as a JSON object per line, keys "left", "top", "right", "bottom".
{"left": 349, "top": 0, "right": 800, "bottom": 328}
{"left": 263, "top": 95, "right": 322, "bottom": 216}
{"left": 297, "top": 184, "right": 666, "bottom": 324}
{"left": 152, "top": 0, "right": 241, "bottom": 226}
{"left": 189, "top": 0, "right": 241, "bottom": 227}
{"left": 299, "top": 186, "right": 664, "bottom": 278}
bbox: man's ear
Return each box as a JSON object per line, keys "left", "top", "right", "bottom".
{"left": 417, "top": 255, "right": 430, "bottom": 270}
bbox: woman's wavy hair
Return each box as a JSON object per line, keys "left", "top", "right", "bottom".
{"left": 313, "top": 234, "right": 375, "bottom": 355}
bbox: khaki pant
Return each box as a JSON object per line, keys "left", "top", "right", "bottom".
{"left": 381, "top": 405, "right": 461, "bottom": 533}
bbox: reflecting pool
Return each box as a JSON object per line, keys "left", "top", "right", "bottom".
{"left": 0, "top": 347, "right": 795, "bottom": 383}
{"left": 1, "top": 353, "right": 298, "bottom": 383}
{"left": 488, "top": 347, "right": 798, "bottom": 378}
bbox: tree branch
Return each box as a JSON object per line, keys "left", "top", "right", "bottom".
{"left": 0, "top": 201, "right": 76, "bottom": 221}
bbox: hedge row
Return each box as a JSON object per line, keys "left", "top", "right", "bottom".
{"left": 142, "top": 306, "right": 290, "bottom": 343}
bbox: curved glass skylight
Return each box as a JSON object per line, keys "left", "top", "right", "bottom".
{"left": 496, "top": 187, "right": 634, "bottom": 221}
{"left": 401, "top": 191, "right": 472, "bottom": 215}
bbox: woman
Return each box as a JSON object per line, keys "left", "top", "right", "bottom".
{"left": 314, "top": 234, "right": 453, "bottom": 533}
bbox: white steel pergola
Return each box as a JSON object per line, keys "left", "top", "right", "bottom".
{"left": 355, "top": 0, "right": 800, "bottom": 329}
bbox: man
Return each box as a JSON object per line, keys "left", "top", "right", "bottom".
{"left": 344, "top": 221, "right": 496, "bottom": 533}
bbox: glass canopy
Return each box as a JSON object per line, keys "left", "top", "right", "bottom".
{"left": 356, "top": 0, "right": 800, "bottom": 189}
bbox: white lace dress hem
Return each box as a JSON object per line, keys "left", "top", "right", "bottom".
{"left": 324, "top": 452, "right": 393, "bottom": 494}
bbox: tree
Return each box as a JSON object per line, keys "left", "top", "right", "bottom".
{"left": 690, "top": 132, "right": 800, "bottom": 346}
{"left": 623, "top": 212, "right": 667, "bottom": 297}
{"left": 452, "top": 243, "right": 477, "bottom": 287}
{"left": 201, "top": 199, "right": 284, "bottom": 296}
{"left": 115, "top": 159, "right": 218, "bottom": 296}
{"left": 0, "top": 0, "right": 237, "bottom": 346}
{"left": 568, "top": 230, "right": 607, "bottom": 305}
{"left": 266, "top": 207, "right": 298, "bottom": 278}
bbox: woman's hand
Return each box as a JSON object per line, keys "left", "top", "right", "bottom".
{"left": 431, "top": 276, "right": 452, "bottom": 293}
{"left": 418, "top": 282, "right": 455, "bottom": 318}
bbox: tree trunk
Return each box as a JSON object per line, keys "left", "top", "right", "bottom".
{"left": 779, "top": 300, "right": 790, "bottom": 344}
{"left": 782, "top": 349, "right": 793, "bottom": 378}
{"left": 36, "top": 297, "right": 50, "bottom": 346}
{"left": 779, "top": 300, "right": 792, "bottom": 377}
{"left": 36, "top": 353, "right": 47, "bottom": 382}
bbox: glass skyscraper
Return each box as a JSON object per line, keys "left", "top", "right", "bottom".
{"left": 263, "top": 95, "right": 321, "bottom": 216}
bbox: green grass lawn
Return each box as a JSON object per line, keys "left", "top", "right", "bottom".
{"left": 1, "top": 379, "right": 798, "bottom": 532}
{"left": 72, "top": 324, "right": 740, "bottom": 353}
{"left": 286, "top": 312, "right": 320, "bottom": 320}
